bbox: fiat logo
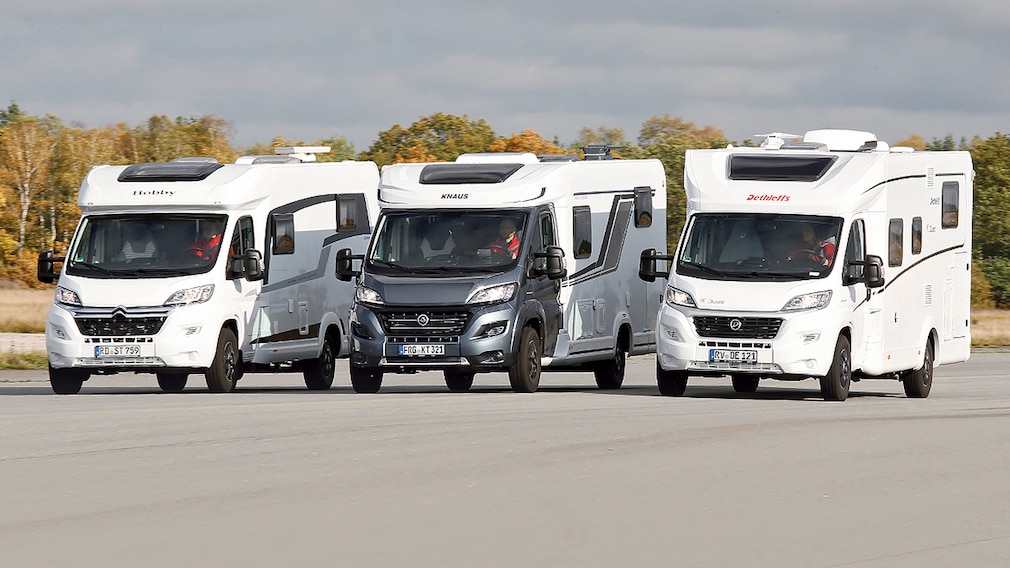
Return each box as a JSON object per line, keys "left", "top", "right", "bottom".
{"left": 729, "top": 318, "right": 743, "bottom": 331}
{"left": 417, "top": 314, "right": 430, "bottom": 326}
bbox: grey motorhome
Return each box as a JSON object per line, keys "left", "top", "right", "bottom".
{"left": 640, "top": 129, "right": 973, "bottom": 401}
{"left": 38, "top": 147, "right": 379, "bottom": 394}
{"left": 336, "top": 149, "right": 667, "bottom": 393}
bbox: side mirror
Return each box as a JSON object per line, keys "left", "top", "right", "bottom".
{"left": 862, "top": 255, "right": 884, "bottom": 288}
{"left": 243, "top": 249, "right": 264, "bottom": 281}
{"left": 335, "top": 247, "right": 362, "bottom": 282}
{"left": 843, "top": 255, "right": 884, "bottom": 289}
{"left": 37, "top": 250, "right": 64, "bottom": 284}
{"left": 638, "top": 248, "right": 675, "bottom": 282}
{"left": 532, "top": 246, "right": 567, "bottom": 280}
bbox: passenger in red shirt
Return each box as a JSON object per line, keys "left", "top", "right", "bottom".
{"left": 489, "top": 218, "right": 520, "bottom": 259}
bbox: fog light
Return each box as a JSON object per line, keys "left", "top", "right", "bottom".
{"left": 474, "top": 321, "right": 508, "bottom": 339}
{"left": 352, "top": 352, "right": 367, "bottom": 365}
{"left": 52, "top": 325, "right": 68, "bottom": 340}
{"left": 478, "top": 350, "right": 504, "bottom": 364}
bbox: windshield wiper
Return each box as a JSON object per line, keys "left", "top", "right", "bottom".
{"left": 680, "top": 261, "right": 728, "bottom": 279}
{"left": 70, "top": 262, "right": 113, "bottom": 276}
{"left": 369, "top": 259, "right": 414, "bottom": 273}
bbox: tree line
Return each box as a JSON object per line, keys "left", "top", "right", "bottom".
{"left": 2, "top": 102, "right": 1008, "bottom": 306}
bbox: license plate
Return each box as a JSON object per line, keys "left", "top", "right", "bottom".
{"left": 398, "top": 344, "right": 445, "bottom": 356}
{"left": 710, "top": 349, "right": 757, "bottom": 363}
{"left": 95, "top": 345, "right": 142, "bottom": 357}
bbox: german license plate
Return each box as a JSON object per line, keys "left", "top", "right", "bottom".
{"left": 398, "top": 344, "right": 445, "bottom": 356}
{"left": 95, "top": 345, "right": 142, "bottom": 357}
{"left": 710, "top": 349, "right": 757, "bottom": 363}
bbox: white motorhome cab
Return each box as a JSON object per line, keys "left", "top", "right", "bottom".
{"left": 38, "top": 147, "right": 379, "bottom": 394}
{"left": 336, "top": 148, "right": 667, "bottom": 393}
{"left": 640, "top": 130, "right": 973, "bottom": 401}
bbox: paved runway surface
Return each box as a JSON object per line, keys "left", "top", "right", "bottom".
{"left": 1, "top": 353, "right": 1008, "bottom": 567}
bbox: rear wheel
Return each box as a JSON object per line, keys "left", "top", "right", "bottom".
{"left": 350, "top": 366, "right": 383, "bottom": 393}
{"left": 444, "top": 370, "right": 475, "bottom": 392}
{"left": 205, "top": 328, "right": 239, "bottom": 393}
{"left": 508, "top": 327, "right": 542, "bottom": 393}
{"left": 731, "top": 374, "right": 760, "bottom": 393}
{"left": 820, "top": 336, "right": 851, "bottom": 401}
{"left": 303, "top": 333, "right": 337, "bottom": 390}
{"left": 157, "top": 373, "right": 188, "bottom": 393}
{"left": 656, "top": 361, "right": 688, "bottom": 396}
{"left": 49, "top": 365, "right": 88, "bottom": 395}
{"left": 902, "top": 338, "right": 934, "bottom": 398}
{"left": 593, "top": 346, "right": 626, "bottom": 389}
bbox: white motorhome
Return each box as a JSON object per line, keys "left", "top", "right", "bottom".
{"left": 38, "top": 147, "right": 379, "bottom": 394}
{"left": 336, "top": 147, "right": 667, "bottom": 393}
{"left": 640, "top": 129, "right": 973, "bottom": 401}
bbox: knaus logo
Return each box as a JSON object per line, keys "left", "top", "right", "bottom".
{"left": 440, "top": 193, "right": 468, "bottom": 199}
{"left": 698, "top": 297, "right": 726, "bottom": 305}
{"left": 746, "top": 194, "right": 789, "bottom": 201}
{"left": 132, "top": 189, "right": 175, "bottom": 197}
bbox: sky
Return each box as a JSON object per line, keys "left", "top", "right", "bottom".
{"left": 5, "top": 1, "right": 1010, "bottom": 152}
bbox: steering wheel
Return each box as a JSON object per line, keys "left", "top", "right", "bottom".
{"left": 788, "top": 249, "right": 820, "bottom": 261}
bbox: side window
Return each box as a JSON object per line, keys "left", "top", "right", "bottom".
{"left": 888, "top": 218, "right": 903, "bottom": 267}
{"left": 539, "top": 213, "right": 557, "bottom": 249}
{"left": 911, "top": 217, "right": 922, "bottom": 255}
{"left": 272, "top": 213, "right": 295, "bottom": 255}
{"left": 845, "top": 219, "right": 866, "bottom": 280}
{"left": 634, "top": 186, "right": 653, "bottom": 228}
{"left": 573, "top": 206, "right": 592, "bottom": 259}
{"left": 227, "top": 216, "right": 255, "bottom": 279}
{"left": 941, "top": 181, "right": 959, "bottom": 228}
{"left": 337, "top": 194, "right": 369, "bottom": 236}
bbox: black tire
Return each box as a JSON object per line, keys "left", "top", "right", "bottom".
{"left": 656, "top": 361, "right": 688, "bottom": 396}
{"left": 303, "top": 332, "right": 337, "bottom": 390}
{"left": 508, "top": 326, "right": 542, "bottom": 393}
{"left": 444, "top": 370, "right": 475, "bottom": 392}
{"left": 902, "top": 338, "right": 934, "bottom": 398}
{"left": 731, "top": 374, "right": 760, "bottom": 393}
{"left": 350, "top": 366, "right": 383, "bottom": 393}
{"left": 157, "top": 373, "right": 188, "bottom": 393}
{"left": 593, "top": 346, "right": 626, "bottom": 390}
{"left": 205, "top": 327, "right": 239, "bottom": 393}
{"left": 49, "top": 365, "right": 88, "bottom": 395}
{"left": 820, "top": 336, "right": 851, "bottom": 401}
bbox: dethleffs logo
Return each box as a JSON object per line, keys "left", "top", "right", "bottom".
{"left": 440, "top": 193, "right": 468, "bottom": 199}
{"left": 746, "top": 194, "right": 789, "bottom": 201}
{"left": 132, "top": 189, "right": 175, "bottom": 197}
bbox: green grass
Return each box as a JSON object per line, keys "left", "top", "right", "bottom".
{"left": 0, "top": 352, "right": 48, "bottom": 370}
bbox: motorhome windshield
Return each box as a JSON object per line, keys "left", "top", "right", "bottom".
{"left": 678, "top": 214, "right": 843, "bottom": 281}
{"left": 65, "top": 214, "right": 229, "bottom": 279}
{"left": 367, "top": 210, "right": 527, "bottom": 276}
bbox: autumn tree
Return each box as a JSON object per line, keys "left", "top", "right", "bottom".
{"left": 574, "top": 126, "right": 628, "bottom": 148}
{"left": 488, "top": 129, "right": 567, "bottom": 155}
{"left": 359, "top": 113, "right": 497, "bottom": 166}
{"left": 0, "top": 115, "right": 55, "bottom": 253}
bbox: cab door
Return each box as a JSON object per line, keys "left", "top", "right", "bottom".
{"left": 527, "top": 209, "right": 563, "bottom": 355}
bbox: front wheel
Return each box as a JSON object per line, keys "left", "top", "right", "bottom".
{"left": 444, "top": 370, "right": 475, "bottom": 392}
{"left": 508, "top": 327, "right": 542, "bottom": 393}
{"left": 820, "top": 336, "right": 851, "bottom": 401}
{"left": 205, "top": 328, "right": 239, "bottom": 393}
{"left": 303, "top": 333, "right": 337, "bottom": 390}
{"left": 157, "top": 373, "right": 188, "bottom": 393}
{"left": 593, "top": 347, "right": 626, "bottom": 390}
{"left": 49, "top": 365, "right": 88, "bottom": 395}
{"left": 657, "top": 361, "right": 688, "bottom": 396}
{"left": 350, "top": 366, "right": 383, "bottom": 393}
{"left": 902, "top": 339, "right": 934, "bottom": 398}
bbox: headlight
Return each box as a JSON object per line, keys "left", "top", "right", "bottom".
{"left": 356, "top": 285, "right": 384, "bottom": 305}
{"left": 55, "top": 286, "right": 82, "bottom": 307}
{"left": 164, "top": 284, "right": 215, "bottom": 306}
{"left": 782, "top": 290, "right": 832, "bottom": 311}
{"left": 467, "top": 283, "right": 517, "bottom": 305}
{"left": 665, "top": 286, "right": 696, "bottom": 308}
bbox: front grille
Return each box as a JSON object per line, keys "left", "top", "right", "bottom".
{"left": 76, "top": 316, "right": 166, "bottom": 337}
{"left": 70, "top": 305, "right": 172, "bottom": 337}
{"left": 379, "top": 310, "right": 470, "bottom": 337}
{"left": 693, "top": 316, "right": 782, "bottom": 339}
